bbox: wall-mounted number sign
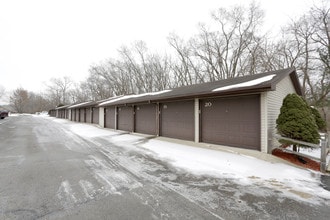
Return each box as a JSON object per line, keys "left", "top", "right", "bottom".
{"left": 204, "top": 102, "right": 212, "bottom": 107}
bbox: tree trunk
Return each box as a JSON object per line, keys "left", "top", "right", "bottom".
{"left": 292, "top": 144, "right": 297, "bottom": 152}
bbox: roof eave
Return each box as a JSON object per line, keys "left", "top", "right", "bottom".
{"left": 100, "top": 86, "right": 272, "bottom": 106}
{"left": 289, "top": 71, "right": 303, "bottom": 96}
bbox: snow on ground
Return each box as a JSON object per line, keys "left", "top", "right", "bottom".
{"left": 139, "top": 139, "right": 330, "bottom": 201}
{"left": 287, "top": 145, "right": 330, "bottom": 165}
{"left": 46, "top": 117, "right": 330, "bottom": 203}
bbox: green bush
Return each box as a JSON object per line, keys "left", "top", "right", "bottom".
{"left": 310, "top": 107, "right": 327, "bottom": 132}
{"left": 276, "top": 94, "right": 320, "bottom": 146}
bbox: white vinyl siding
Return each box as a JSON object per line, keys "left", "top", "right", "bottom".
{"left": 260, "top": 92, "right": 268, "bottom": 153}
{"left": 99, "top": 107, "right": 105, "bottom": 128}
{"left": 266, "top": 76, "right": 296, "bottom": 152}
{"left": 194, "top": 98, "right": 199, "bottom": 143}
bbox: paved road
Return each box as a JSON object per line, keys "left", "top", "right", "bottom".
{"left": 0, "top": 115, "right": 329, "bottom": 220}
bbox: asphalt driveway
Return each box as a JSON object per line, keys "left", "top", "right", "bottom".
{"left": 0, "top": 115, "right": 329, "bottom": 219}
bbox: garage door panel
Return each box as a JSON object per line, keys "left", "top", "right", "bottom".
{"left": 201, "top": 95, "right": 260, "bottom": 150}
{"left": 92, "top": 107, "right": 99, "bottom": 124}
{"left": 135, "top": 104, "right": 157, "bottom": 135}
{"left": 105, "top": 107, "right": 115, "bottom": 128}
{"left": 80, "top": 109, "right": 85, "bottom": 122}
{"left": 86, "top": 108, "right": 92, "bottom": 123}
{"left": 118, "top": 106, "right": 133, "bottom": 132}
{"left": 160, "top": 101, "right": 194, "bottom": 141}
{"left": 75, "top": 110, "right": 80, "bottom": 122}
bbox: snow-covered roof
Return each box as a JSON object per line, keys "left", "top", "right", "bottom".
{"left": 55, "top": 104, "right": 72, "bottom": 110}
{"left": 68, "top": 101, "right": 95, "bottom": 109}
{"left": 99, "top": 90, "right": 171, "bottom": 106}
{"left": 62, "top": 68, "right": 300, "bottom": 108}
{"left": 212, "top": 74, "right": 276, "bottom": 92}
{"left": 99, "top": 67, "right": 301, "bottom": 106}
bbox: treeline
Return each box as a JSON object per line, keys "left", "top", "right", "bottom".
{"left": 8, "top": 2, "right": 330, "bottom": 114}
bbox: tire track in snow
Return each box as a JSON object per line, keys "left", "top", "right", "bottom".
{"left": 96, "top": 143, "right": 225, "bottom": 219}
{"left": 57, "top": 180, "right": 78, "bottom": 209}
{"left": 79, "top": 180, "right": 96, "bottom": 200}
{"left": 84, "top": 155, "right": 142, "bottom": 196}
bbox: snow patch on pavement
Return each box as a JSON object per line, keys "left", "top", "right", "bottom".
{"left": 140, "top": 139, "right": 330, "bottom": 203}
{"left": 57, "top": 180, "right": 78, "bottom": 208}
{"left": 84, "top": 155, "right": 142, "bottom": 195}
{"left": 79, "top": 180, "right": 96, "bottom": 199}
{"left": 0, "top": 155, "right": 25, "bottom": 167}
{"left": 47, "top": 117, "right": 330, "bottom": 204}
{"left": 69, "top": 124, "right": 118, "bottom": 138}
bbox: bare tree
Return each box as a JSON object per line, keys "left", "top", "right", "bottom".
{"left": 10, "top": 88, "right": 29, "bottom": 113}
{"left": 147, "top": 53, "right": 172, "bottom": 91}
{"left": 281, "top": 15, "right": 316, "bottom": 99}
{"left": 25, "top": 92, "right": 51, "bottom": 113}
{"left": 86, "top": 41, "right": 173, "bottom": 97}
{"left": 118, "top": 41, "right": 172, "bottom": 93}
{"left": 46, "top": 76, "right": 73, "bottom": 106}
{"left": 85, "top": 67, "right": 114, "bottom": 100}
{"left": 310, "top": 5, "right": 330, "bottom": 107}
{"left": 168, "top": 33, "right": 203, "bottom": 86}
{"left": 67, "top": 81, "right": 98, "bottom": 104}
{"left": 169, "top": 2, "right": 265, "bottom": 83}
{"left": 278, "top": 3, "right": 329, "bottom": 107}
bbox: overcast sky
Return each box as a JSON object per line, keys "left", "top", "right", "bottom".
{"left": 0, "top": 0, "right": 318, "bottom": 97}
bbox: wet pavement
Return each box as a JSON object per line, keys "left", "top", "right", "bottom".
{"left": 0, "top": 115, "right": 329, "bottom": 219}
{"left": 321, "top": 175, "right": 330, "bottom": 191}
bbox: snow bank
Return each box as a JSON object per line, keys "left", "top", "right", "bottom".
{"left": 141, "top": 140, "right": 312, "bottom": 181}
{"left": 139, "top": 139, "right": 330, "bottom": 202}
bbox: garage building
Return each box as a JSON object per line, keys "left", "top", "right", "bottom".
{"left": 99, "top": 67, "right": 302, "bottom": 153}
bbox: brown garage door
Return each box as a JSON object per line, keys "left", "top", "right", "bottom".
{"left": 135, "top": 104, "right": 157, "bottom": 135}
{"left": 71, "top": 109, "right": 75, "bottom": 121}
{"left": 65, "top": 110, "right": 69, "bottom": 119}
{"left": 201, "top": 95, "right": 260, "bottom": 150}
{"left": 86, "top": 108, "right": 92, "bottom": 123}
{"left": 105, "top": 107, "right": 116, "bottom": 129}
{"left": 160, "top": 100, "right": 194, "bottom": 141}
{"left": 92, "top": 107, "right": 99, "bottom": 124}
{"left": 75, "top": 109, "right": 80, "bottom": 122}
{"left": 80, "top": 108, "right": 85, "bottom": 122}
{"left": 118, "top": 106, "right": 134, "bottom": 132}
